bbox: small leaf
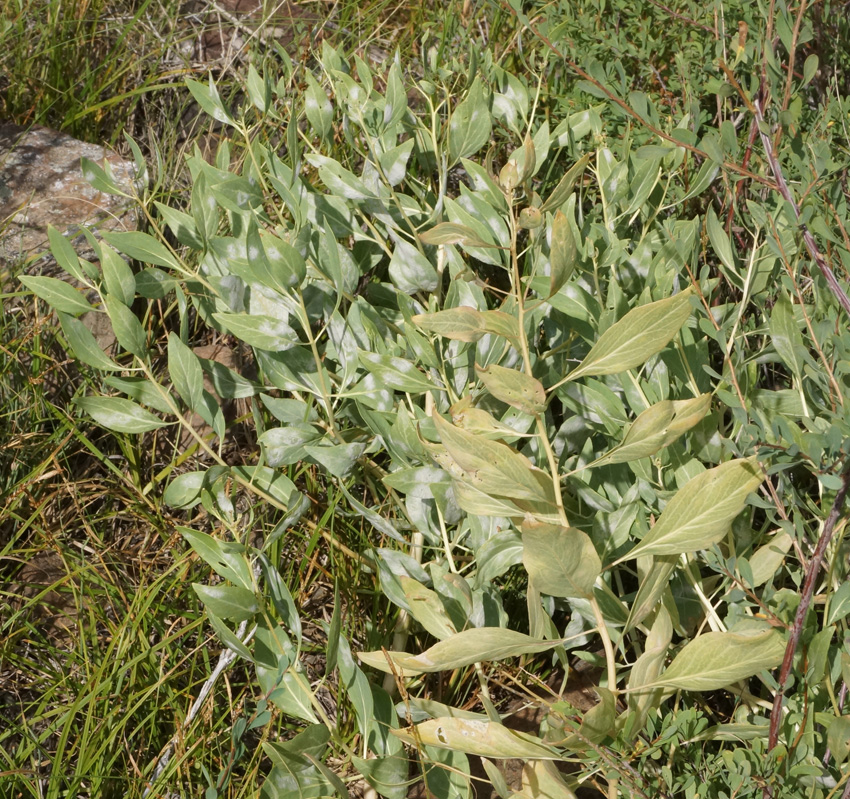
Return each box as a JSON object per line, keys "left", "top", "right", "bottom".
{"left": 413, "top": 307, "right": 518, "bottom": 343}
{"left": 567, "top": 289, "right": 693, "bottom": 380}
{"left": 359, "top": 627, "right": 561, "bottom": 675}
{"left": 100, "top": 245, "right": 137, "bottom": 306}
{"left": 549, "top": 209, "right": 577, "bottom": 296}
{"left": 623, "top": 458, "right": 765, "bottom": 560}
{"left": 180, "top": 527, "right": 253, "bottom": 592}
{"left": 351, "top": 754, "right": 408, "bottom": 799}
{"left": 393, "top": 718, "right": 558, "bottom": 760}
{"left": 748, "top": 531, "right": 793, "bottom": 587}
{"left": 521, "top": 521, "right": 601, "bottom": 600}
{"left": 401, "top": 577, "right": 456, "bottom": 640}
{"left": 74, "top": 396, "right": 170, "bottom": 433}
{"left": 476, "top": 363, "right": 546, "bottom": 414}
{"left": 48, "top": 225, "right": 87, "bottom": 283}
{"left": 105, "top": 296, "right": 147, "bottom": 358}
{"left": 19, "top": 275, "right": 94, "bottom": 315}
{"left": 639, "top": 629, "right": 785, "bottom": 691}
{"left": 706, "top": 208, "right": 740, "bottom": 289}
{"left": 769, "top": 294, "right": 805, "bottom": 379}
{"left": 186, "top": 76, "right": 234, "bottom": 125}
{"left": 80, "top": 156, "right": 129, "bottom": 196}
{"left": 388, "top": 238, "right": 438, "bottom": 294}
{"left": 540, "top": 153, "right": 592, "bottom": 213}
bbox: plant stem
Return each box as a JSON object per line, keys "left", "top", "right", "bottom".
{"left": 766, "top": 465, "right": 850, "bottom": 785}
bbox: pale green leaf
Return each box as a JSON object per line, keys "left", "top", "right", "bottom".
{"left": 640, "top": 629, "right": 785, "bottom": 691}
{"left": 623, "top": 458, "right": 765, "bottom": 560}
{"left": 748, "top": 531, "right": 794, "bottom": 587}
{"left": 74, "top": 396, "right": 170, "bottom": 433}
{"left": 359, "top": 352, "right": 437, "bottom": 394}
{"left": 19, "top": 275, "right": 94, "bottom": 315}
{"left": 592, "top": 394, "right": 711, "bottom": 467}
{"left": 213, "top": 313, "right": 298, "bottom": 351}
{"left": 393, "top": 718, "right": 558, "bottom": 759}
{"left": 521, "top": 521, "right": 601, "bottom": 600}
{"left": 102, "top": 231, "right": 179, "bottom": 269}
{"left": 448, "top": 78, "right": 492, "bottom": 165}
{"left": 549, "top": 207, "right": 577, "bottom": 296}
{"left": 540, "top": 153, "right": 592, "bottom": 213}
{"left": 359, "top": 627, "right": 561, "bottom": 675}
{"left": 828, "top": 716, "right": 850, "bottom": 765}
{"left": 419, "top": 222, "right": 496, "bottom": 248}
{"left": 567, "top": 289, "right": 693, "bottom": 380}
{"left": 476, "top": 363, "right": 546, "bottom": 414}
{"left": 193, "top": 583, "right": 258, "bottom": 621}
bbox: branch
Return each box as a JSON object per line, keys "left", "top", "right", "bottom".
{"left": 753, "top": 97, "right": 850, "bottom": 318}
{"left": 767, "top": 466, "right": 850, "bottom": 757}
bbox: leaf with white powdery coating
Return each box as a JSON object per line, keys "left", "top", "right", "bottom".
{"left": 74, "top": 396, "right": 171, "bottom": 433}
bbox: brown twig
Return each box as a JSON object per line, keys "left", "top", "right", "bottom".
{"left": 753, "top": 97, "right": 850, "bottom": 318}
{"left": 766, "top": 466, "right": 850, "bottom": 770}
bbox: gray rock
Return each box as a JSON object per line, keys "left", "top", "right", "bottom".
{"left": 0, "top": 122, "right": 137, "bottom": 272}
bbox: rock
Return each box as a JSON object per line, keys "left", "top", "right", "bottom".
{"left": 0, "top": 122, "right": 137, "bottom": 272}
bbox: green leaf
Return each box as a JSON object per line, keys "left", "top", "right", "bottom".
{"left": 378, "top": 139, "right": 414, "bottom": 187}
{"left": 212, "top": 313, "right": 298, "bottom": 351}
{"left": 475, "top": 363, "right": 545, "bottom": 414}
{"left": 359, "top": 627, "right": 561, "bottom": 675}
{"left": 102, "top": 231, "right": 179, "bottom": 269}
{"left": 180, "top": 527, "right": 254, "bottom": 591}
{"left": 168, "top": 332, "right": 205, "bottom": 412}
{"left": 304, "top": 71, "right": 333, "bottom": 140}
{"left": 769, "top": 294, "right": 805, "bottom": 379}
{"left": 706, "top": 208, "right": 741, "bottom": 289}
{"left": 828, "top": 581, "right": 850, "bottom": 626}
{"left": 74, "top": 396, "right": 170, "bottom": 433}
{"left": 304, "top": 441, "right": 366, "bottom": 478}
{"left": 163, "top": 470, "right": 205, "bottom": 508}
{"left": 549, "top": 208, "right": 577, "bottom": 296}
{"left": 19, "top": 275, "right": 94, "bottom": 315}
{"left": 828, "top": 716, "right": 850, "bottom": 765}
{"left": 136, "top": 267, "right": 178, "bottom": 299}
{"left": 639, "top": 629, "right": 786, "bottom": 691}
{"left": 358, "top": 352, "right": 437, "bottom": 394}
{"left": 47, "top": 224, "right": 87, "bottom": 283}
{"left": 432, "top": 412, "right": 556, "bottom": 507}
{"left": 351, "top": 754, "right": 408, "bottom": 799}
{"left": 401, "top": 577, "right": 456, "bottom": 640}
{"left": 592, "top": 394, "right": 711, "bottom": 467}
{"left": 206, "top": 609, "right": 254, "bottom": 661}
{"left": 192, "top": 583, "right": 258, "bottom": 622}
{"left": 260, "top": 424, "right": 322, "bottom": 467}
{"left": 154, "top": 202, "right": 204, "bottom": 250}
{"left": 568, "top": 289, "right": 693, "bottom": 380}
{"left": 100, "top": 245, "right": 136, "bottom": 306}
{"left": 186, "top": 76, "right": 234, "bottom": 125}
{"left": 515, "top": 759, "right": 576, "bottom": 799}
{"left": 104, "top": 296, "right": 147, "bottom": 358}
{"left": 393, "top": 718, "right": 558, "bottom": 759}
{"left": 748, "top": 531, "right": 793, "bottom": 587}
{"left": 388, "top": 239, "right": 438, "bottom": 294}
{"left": 521, "top": 521, "right": 601, "bottom": 600}
{"left": 624, "top": 555, "right": 677, "bottom": 633}
{"left": 413, "top": 306, "right": 517, "bottom": 343}
{"left": 623, "top": 458, "right": 765, "bottom": 560}
{"left": 448, "top": 78, "right": 492, "bottom": 165}
{"left": 540, "top": 153, "right": 592, "bottom": 213}
{"left": 104, "top": 376, "right": 175, "bottom": 414}
{"left": 80, "top": 156, "right": 130, "bottom": 197}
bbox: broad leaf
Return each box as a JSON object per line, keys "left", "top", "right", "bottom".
{"left": 394, "top": 718, "right": 558, "bottom": 759}
{"left": 521, "top": 521, "right": 600, "bottom": 599}
{"left": 448, "top": 78, "right": 492, "bottom": 165}
{"left": 640, "top": 628, "right": 785, "bottom": 691}
{"left": 567, "top": 289, "right": 693, "bottom": 380}
{"left": 623, "top": 458, "right": 765, "bottom": 560}
{"left": 359, "top": 627, "right": 561, "bottom": 675}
